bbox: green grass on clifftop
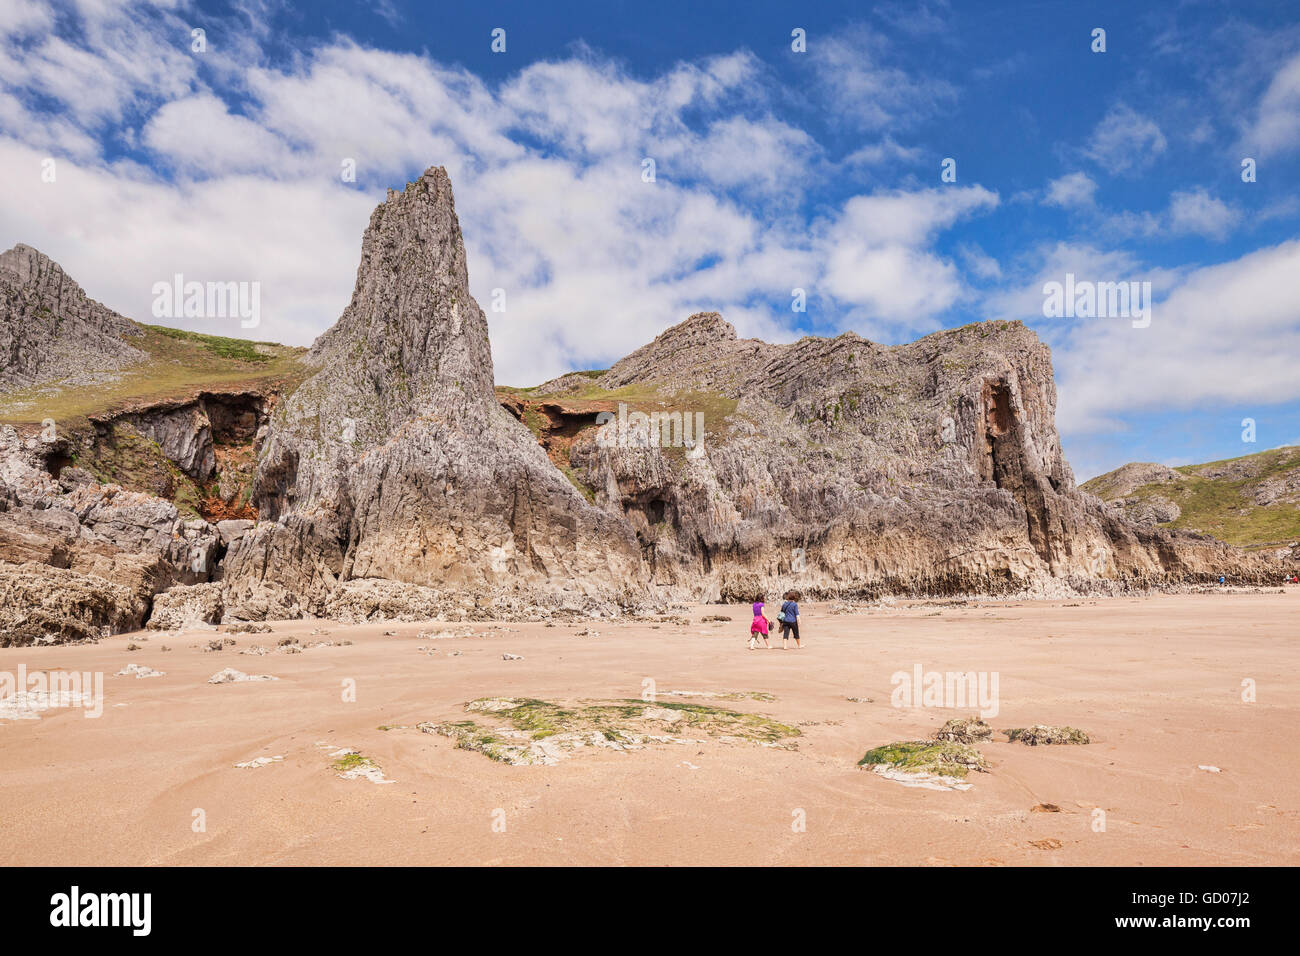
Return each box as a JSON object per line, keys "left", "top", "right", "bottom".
{"left": 1083, "top": 445, "right": 1300, "bottom": 548}
{"left": 0, "top": 323, "right": 309, "bottom": 425}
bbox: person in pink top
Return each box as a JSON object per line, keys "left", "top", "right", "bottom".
{"left": 748, "top": 596, "right": 771, "bottom": 649}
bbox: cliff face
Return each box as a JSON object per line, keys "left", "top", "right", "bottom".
{"left": 0, "top": 246, "right": 229, "bottom": 643}
{"left": 0, "top": 423, "right": 220, "bottom": 643}
{"left": 0, "top": 244, "right": 145, "bottom": 390}
{"left": 0, "top": 166, "right": 1282, "bottom": 641}
{"left": 526, "top": 313, "right": 1275, "bottom": 598}
{"left": 221, "top": 168, "right": 643, "bottom": 619}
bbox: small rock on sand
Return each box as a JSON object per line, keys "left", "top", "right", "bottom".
{"left": 235, "top": 756, "right": 283, "bottom": 769}
{"left": 207, "top": 668, "right": 277, "bottom": 684}
{"left": 115, "top": 663, "right": 165, "bottom": 678}
{"left": 934, "top": 716, "right": 993, "bottom": 744}
{"left": 226, "top": 622, "right": 273, "bottom": 634}
{"left": 1004, "top": 724, "right": 1091, "bottom": 746}
{"left": 641, "top": 706, "right": 685, "bottom": 724}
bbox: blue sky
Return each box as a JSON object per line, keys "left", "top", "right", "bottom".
{"left": 1, "top": 0, "right": 1298, "bottom": 479}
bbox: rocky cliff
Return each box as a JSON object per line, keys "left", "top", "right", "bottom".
{"left": 220, "top": 167, "right": 643, "bottom": 620}
{"left": 0, "top": 243, "right": 146, "bottom": 390}
{"left": 512, "top": 313, "right": 1277, "bottom": 599}
{"left": 0, "top": 245, "right": 302, "bottom": 643}
{"left": 0, "top": 423, "right": 219, "bottom": 643}
{"left": 0, "top": 166, "right": 1283, "bottom": 642}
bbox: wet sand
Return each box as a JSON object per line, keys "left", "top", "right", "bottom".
{"left": 2, "top": 590, "right": 1297, "bottom": 866}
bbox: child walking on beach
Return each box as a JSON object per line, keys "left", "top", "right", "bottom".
{"left": 749, "top": 596, "right": 771, "bottom": 649}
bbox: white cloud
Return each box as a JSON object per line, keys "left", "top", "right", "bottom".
{"left": 1083, "top": 103, "right": 1167, "bottom": 175}
{"left": 679, "top": 116, "right": 821, "bottom": 198}
{"left": 142, "top": 94, "right": 296, "bottom": 175}
{"left": 958, "top": 242, "right": 1001, "bottom": 280}
{"left": 1043, "top": 172, "right": 1097, "bottom": 209}
{"left": 809, "top": 27, "right": 956, "bottom": 131}
{"left": 874, "top": 0, "right": 953, "bottom": 37}
{"left": 823, "top": 244, "right": 965, "bottom": 321}
{"left": 3, "top": 7, "right": 196, "bottom": 127}
{"left": 0, "top": 0, "right": 53, "bottom": 36}
{"left": 1244, "top": 51, "right": 1300, "bottom": 156}
{"left": 820, "top": 186, "right": 999, "bottom": 322}
{"left": 1167, "top": 188, "right": 1240, "bottom": 240}
{"left": 988, "top": 238, "right": 1300, "bottom": 435}
{"left": 841, "top": 136, "right": 923, "bottom": 168}
{"left": 828, "top": 185, "right": 998, "bottom": 247}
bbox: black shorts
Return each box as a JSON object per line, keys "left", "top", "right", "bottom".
{"left": 781, "top": 620, "right": 799, "bottom": 639}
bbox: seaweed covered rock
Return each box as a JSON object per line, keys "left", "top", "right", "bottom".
{"left": 860, "top": 739, "right": 990, "bottom": 775}
{"left": 421, "top": 696, "right": 799, "bottom": 765}
{"left": 1005, "top": 724, "right": 1091, "bottom": 745}
{"left": 859, "top": 739, "right": 990, "bottom": 790}
{"left": 934, "top": 716, "right": 994, "bottom": 744}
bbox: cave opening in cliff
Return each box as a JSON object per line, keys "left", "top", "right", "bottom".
{"left": 41, "top": 447, "right": 73, "bottom": 479}
{"left": 499, "top": 396, "right": 605, "bottom": 466}
{"left": 628, "top": 494, "right": 672, "bottom": 570}
{"left": 982, "top": 378, "right": 1053, "bottom": 563}
{"left": 204, "top": 393, "right": 264, "bottom": 446}
{"left": 981, "top": 380, "right": 1015, "bottom": 490}
{"left": 195, "top": 393, "right": 267, "bottom": 523}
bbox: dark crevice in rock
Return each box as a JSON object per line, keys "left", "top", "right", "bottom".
{"left": 983, "top": 377, "right": 1052, "bottom": 565}
{"left": 40, "top": 445, "right": 73, "bottom": 479}
{"left": 251, "top": 444, "right": 297, "bottom": 521}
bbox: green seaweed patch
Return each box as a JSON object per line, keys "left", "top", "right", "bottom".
{"left": 431, "top": 720, "right": 519, "bottom": 763}
{"left": 331, "top": 752, "right": 374, "bottom": 771}
{"left": 486, "top": 698, "right": 574, "bottom": 739}
{"left": 858, "top": 740, "right": 989, "bottom": 779}
{"left": 504, "top": 697, "right": 796, "bottom": 742}
{"left": 419, "top": 696, "right": 800, "bottom": 765}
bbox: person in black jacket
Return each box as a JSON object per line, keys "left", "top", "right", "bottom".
{"left": 779, "top": 591, "right": 802, "bottom": 649}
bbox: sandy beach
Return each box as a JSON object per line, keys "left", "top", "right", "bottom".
{"left": 2, "top": 590, "right": 1296, "bottom": 867}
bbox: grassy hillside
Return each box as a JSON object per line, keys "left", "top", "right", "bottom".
{"left": 1082, "top": 445, "right": 1300, "bottom": 549}
{"left": 0, "top": 323, "right": 308, "bottom": 425}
